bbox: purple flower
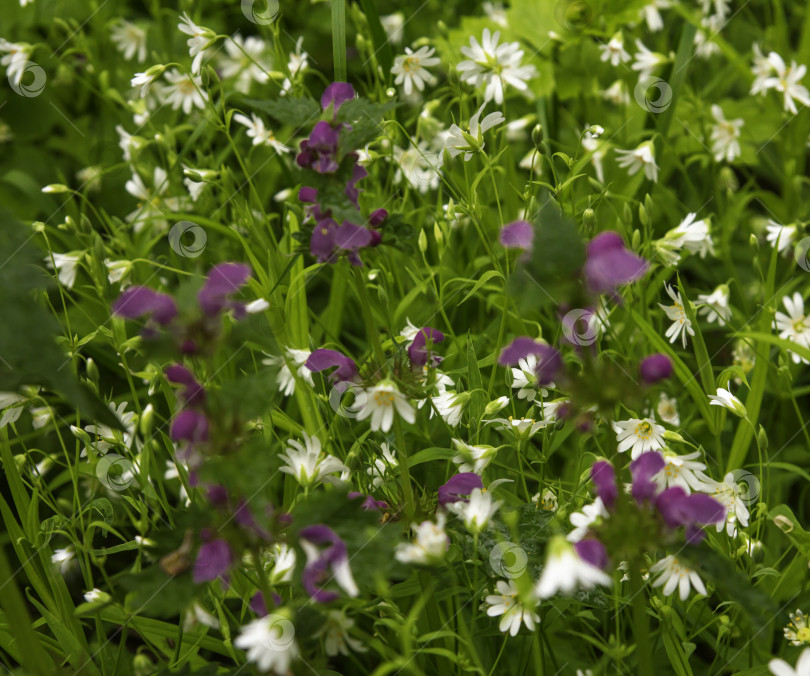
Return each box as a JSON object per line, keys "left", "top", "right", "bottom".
{"left": 640, "top": 353, "right": 673, "bottom": 384}
{"left": 630, "top": 451, "right": 665, "bottom": 505}
{"left": 249, "top": 591, "right": 282, "bottom": 616}
{"left": 348, "top": 492, "right": 388, "bottom": 510}
{"left": 113, "top": 286, "right": 177, "bottom": 325}
{"left": 321, "top": 82, "right": 355, "bottom": 112}
{"left": 193, "top": 538, "right": 233, "bottom": 583}
{"left": 408, "top": 327, "right": 445, "bottom": 367}
{"left": 299, "top": 525, "right": 359, "bottom": 602}
{"left": 333, "top": 221, "right": 373, "bottom": 255}
{"left": 497, "top": 337, "right": 562, "bottom": 386}
{"left": 299, "top": 186, "right": 318, "bottom": 203}
{"left": 297, "top": 121, "right": 340, "bottom": 174}
{"left": 206, "top": 484, "right": 228, "bottom": 506}
{"left": 655, "top": 487, "right": 726, "bottom": 532}
{"left": 574, "top": 538, "right": 608, "bottom": 569}
{"left": 369, "top": 209, "right": 388, "bottom": 227}
{"left": 310, "top": 217, "right": 338, "bottom": 262}
{"left": 499, "top": 220, "right": 534, "bottom": 250}
{"left": 591, "top": 461, "right": 617, "bottom": 509}
{"left": 583, "top": 231, "right": 648, "bottom": 296}
{"left": 165, "top": 364, "right": 205, "bottom": 406}
{"left": 305, "top": 348, "right": 359, "bottom": 385}
{"left": 170, "top": 410, "right": 209, "bottom": 443}
{"left": 345, "top": 163, "right": 367, "bottom": 207}
{"left": 438, "top": 473, "right": 483, "bottom": 507}
{"left": 198, "top": 263, "right": 251, "bottom": 317}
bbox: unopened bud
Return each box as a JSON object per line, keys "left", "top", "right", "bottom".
{"left": 484, "top": 396, "right": 509, "bottom": 415}
{"left": 418, "top": 228, "right": 428, "bottom": 253}
{"left": 531, "top": 124, "right": 544, "bottom": 152}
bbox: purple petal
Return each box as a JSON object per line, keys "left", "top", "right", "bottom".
{"left": 299, "top": 186, "right": 318, "bottom": 203}
{"left": 310, "top": 217, "right": 338, "bottom": 262}
{"left": 438, "top": 473, "right": 483, "bottom": 507}
{"left": 345, "top": 164, "right": 367, "bottom": 207}
{"left": 369, "top": 209, "right": 388, "bottom": 227}
{"left": 333, "top": 221, "right": 373, "bottom": 252}
{"left": 574, "top": 538, "right": 608, "bottom": 569}
{"left": 165, "top": 365, "right": 205, "bottom": 405}
{"left": 193, "top": 539, "right": 232, "bottom": 583}
{"left": 170, "top": 410, "right": 209, "bottom": 443}
{"left": 584, "top": 231, "right": 648, "bottom": 295}
{"left": 305, "top": 348, "right": 358, "bottom": 383}
{"left": 590, "top": 461, "right": 617, "bottom": 509}
{"left": 499, "top": 221, "right": 534, "bottom": 250}
{"left": 300, "top": 524, "right": 341, "bottom": 546}
{"left": 640, "top": 354, "right": 673, "bottom": 384}
{"left": 683, "top": 493, "right": 726, "bottom": 525}
{"left": 630, "top": 451, "right": 665, "bottom": 504}
{"left": 498, "top": 337, "right": 546, "bottom": 366}
{"left": 321, "top": 82, "right": 356, "bottom": 111}
{"left": 408, "top": 327, "right": 445, "bottom": 367}
{"left": 654, "top": 486, "right": 690, "bottom": 528}
{"left": 113, "top": 286, "right": 177, "bottom": 325}
{"left": 198, "top": 263, "right": 252, "bottom": 316}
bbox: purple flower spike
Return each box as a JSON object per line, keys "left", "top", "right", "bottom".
{"left": 499, "top": 220, "right": 534, "bottom": 250}
{"left": 640, "top": 353, "right": 673, "bottom": 384}
{"left": 113, "top": 286, "right": 177, "bottom": 325}
{"left": 438, "top": 473, "right": 483, "bottom": 507}
{"left": 311, "top": 217, "right": 338, "bottom": 262}
{"left": 591, "top": 461, "right": 617, "bottom": 509}
{"left": 345, "top": 164, "right": 368, "bottom": 207}
{"left": 574, "top": 539, "right": 608, "bottom": 569}
{"left": 656, "top": 487, "right": 726, "bottom": 531}
{"left": 198, "top": 263, "right": 252, "bottom": 317}
{"left": 321, "top": 82, "right": 356, "bottom": 112}
{"left": 193, "top": 538, "right": 233, "bottom": 583}
{"left": 298, "top": 122, "right": 341, "bottom": 174}
{"left": 300, "top": 525, "right": 359, "bottom": 602}
{"left": 170, "top": 410, "right": 209, "bottom": 443}
{"left": 584, "top": 231, "right": 649, "bottom": 296}
{"left": 305, "top": 348, "right": 359, "bottom": 385}
{"left": 165, "top": 364, "right": 205, "bottom": 405}
{"left": 630, "top": 451, "right": 665, "bottom": 504}
{"left": 299, "top": 186, "right": 318, "bottom": 203}
{"left": 408, "top": 327, "right": 445, "bottom": 367}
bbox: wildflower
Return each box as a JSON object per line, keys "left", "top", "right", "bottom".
{"left": 582, "top": 128, "right": 607, "bottom": 183}
{"left": 510, "top": 353, "right": 550, "bottom": 401}
{"left": 321, "top": 82, "right": 356, "bottom": 112}
{"left": 198, "top": 262, "right": 252, "bottom": 317}
{"left": 657, "top": 393, "right": 680, "bottom": 425}
{"left": 233, "top": 113, "right": 290, "bottom": 153}
{"left": 113, "top": 286, "right": 177, "bottom": 325}
{"left": 45, "top": 252, "right": 82, "bottom": 288}
{"left": 750, "top": 43, "right": 773, "bottom": 95}
{"left": 0, "top": 39, "right": 31, "bottom": 85}
{"left": 484, "top": 579, "right": 540, "bottom": 636}
{"left": 774, "top": 293, "right": 810, "bottom": 364}
{"left": 297, "top": 121, "right": 340, "bottom": 173}
{"left": 641, "top": 0, "right": 670, "bottom": 32}
{"left": 660, "top": 284, "right": 695, "bottom": 348}
{"left": 534, "top": 488, "right": 558, "bottom": 511}
{"left": 640, "top": 353, "right": 673, "bottom": 384}
{"left": 614, "top": 417, "right": 666, "bottom": 459}
{"left": 395, "top": 513, "right": 449, "bottom": 565}
{"left": 710, "top": 105, "right": 743, "bottom": 162}
{"left": 765, "top": 221, "right": 797, "bottom": 253}
{"left": 498, "top": 337, "right": 562, "bottom": 385}
{"left": 357, "top": 380, "right": 415, "bottom": 433}
{"left": 615, "top": 141, "right": 658, "bottom": 182}
{"left": 483, "top": 1, "right": 509, "bottom": 27}
{"left": 380, "top": 13, "right": 404, "bottom": 45}
{"left": 499, "top": 220, "right": 534, "bottom": 251}
{"left": 234, "top": 613, "right": 299, "bottom": 675}
{"left": 599, "top": 34, "right": 631, "bottom": 67}
{"left": 438, "top": 473, "right": 483, "bottom": 507}
{"left": 299, "top": 525, "right": 359, "bottom": 602}
{"left": 448, "top": 487, "right": 501, "bottom": 534}
{"left": 487, "top": 415, "right": 549, "bottom": 440}
{"left": 456, "top": 28, "right": 537, "bottom": 104}
{"left": 220, "top": 35, "right": 271, "bottom": 92}
{"left": 650, "top": 555, "right": 707, "bottom": 600}
{"left": 193, "top": 538, "right": 233, "bottom": 583}
{"left": 178, "top": 12, "right": 215, "bottom": 74}
{"left": 591, "top": 462, "right": 617, "bottom": 509}
{"left": 267, "top": 543, "right": 297, "bottom": 585}
{"left": 408, "top": 327, "right": 445, "bottom": 367}
{"left": 632, "top": 39, "right": 667, "bottom": 75}
{"left": 305, "top": 349, "right": 359, "bottom": 387}
{"left": 111, "top": 20, "right": 147, "bottom": 62}
{"left": 279, "top": 432, "right": 349, "bottom": 488}
{"left": 125, "top": 166, "right": 178, "bottom": 233}
{"left": 161, "top": 69, "right": 208, "bottom": 114}
{"left": 536, "top": 536, "right": 611, "bottom": 598}
{"left": 318, "top": 610, "right": 367, "bottom": 656}
{"left": 602, "top": 79, "right": 630, "bottom": 105}
{"left": 445, "top": 102, "right": 504, "bottom": 161}
{"left": 762, "top": 52, "right": 810, "bottom": 114}
{"left": 366, "top": 442, "right": 398, "bottom": 488}
{"left": 708, "top": 387, "right": 747, "bottom": 417}
{"left": 391, "top": 46, "right": 440, "bottom": 96}
{"left": 83, "top": 401, "right": 136, "bottom": 454}
{"left": 51, "top": 546, "right": 75, "bottom": 574}
{"left": 656, "top": 212, "right": 715, "bottom": 265}
{"left": 769, "top": 648, "right": 810, "bottom": 676}
{"left": 699, "top": 472, "right": 751, "bottom": 536}
{"left": 280, "top": 37, "right": 309, "bottom": 94}
{"left": 431, "top": 390, "right": 467, "bottom": 426}
{"left": 452, "top": 439, "right": 497, "bottom": 474}
{"left": 568, "top": 498, "right": 608, "bottom": 542}
{"left": 393, "top": 142, "right": 442, "bottom": 192}
{"left": 584, "top": 231, "right": 649, "bottom": 297}
{"left": 263, "top": 348, "right": 313, "bottom": 396}
{"left": 697, "top": 285, "right": 731, "bottom": 325}
{"left": 785, "top": 610, "right": 810, "bottom": 646}
{"left": 655, "top": 450, "right": 709, "bottom": 493}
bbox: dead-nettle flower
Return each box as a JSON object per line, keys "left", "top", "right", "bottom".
{"left": 774, "top": 293, "right": 810, "bottom": 364}
{"left": 279, "top": 432, "right": 349, "bottom": 488}
{"left": 584, "top": 231, "right": 649, "bottom": 297}
{"left": 615, "top": 140, "right": 658, "bottom": 182}
{"left": 456, "top": 28, "right": 537, "bottom": 104}
{"left": 408, "top": 327, "right": 445, "bottom": 367}
{"left": 299, "top": 525, "right": 359, "bottom": 602}
{"left": 395, "top": 512, "right": 449, "bottom": 565}
{"left": 391, "top": 46, "right": 440, "bottom": 96}
{"left": 445, "top": 103, "right": 505, "bottom": 161}
{"left": 438, "top": 472, "right": 483, "bottom": 508}
{"left": 305, "top": 348, "right": 359, "bottom": 390}
{"left": 639, "top": 353, "right": 673, "bottom": 384}
{"left": 660, "top": 283, "right": 695, "bottom": 347}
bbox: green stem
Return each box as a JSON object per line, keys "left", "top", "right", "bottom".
{"left": 630, "top": 561, "right": 653, "bottom": 676}
{"left": 331, "top": 0, "right": 347, "bottom": 82}
{"left": 394, "top": 416, "right": 415, "bottom": 522}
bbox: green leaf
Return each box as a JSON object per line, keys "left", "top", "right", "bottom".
{"left": 241, "top": 96, "right": 321, "bottom": 127}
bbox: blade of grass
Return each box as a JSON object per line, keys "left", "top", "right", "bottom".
{"left": 331, "top": 0, "right": 347, "bottom": 83}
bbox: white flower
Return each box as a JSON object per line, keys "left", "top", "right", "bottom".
{"left": 125, "top": 166, "right": 178, "bottom": 233}
{"left": 445, "top": 102, "right": 504, "bottom": 161}
{"left": 536, "top": 536, "right": 611, "bottom": 598}
{"left": 483, "top": 1, "right": 509, "bottom": 27}
{"left": 650, "top": 555, "right": 707, "bottom": 601}
{"left": 267, "top": 543, "right": 297, "bottom": 585}
{"left": 234, "top": 614, "right": 300, "bottom": 675}
{"left": 659, "top": 284, "right": 695, "bottom": 348}
{"left": 452, "top": 439, "right": 497, "bottom": 474}
{"left": 510, "top": 353, "right": 551, "bottom": 402}
{"left": 393, "top": 142, "right": 442, "bottom": 192}
{"left": 582, "top": 128, "right": 607, "bottom": 183}
{"left": 395, "top": 512, "right": 448, "bottom": 565}
{"left": 279, "top": 432, "right": 349, "bottom": 488}
{"left": 655, "top": 450, "right": 709, "bottom": 493}
{"left": 177, "top": 12, "right": 215, "bottom": 74}
{"left": 280, "top": 37, "right": 309, "bottom": 95}
{"left": 697, "top": 284, "right": 731, "bottom": 325}
{"left": 708, "top": 387, "right": 747, "bottom": 417}
{"left": 487, "top": 415, "right": 549, "bottom": 440}
{"left": 567, "top": 498, "right": 608, "bottom": 543}
{"left": 751, "top": 43, "right": 774, "bottom": 96}
{"left": 83, "top": 588, "right": 109, "bottom": 603}
{"left": 51, "top": 546, "right": 75, "bottom": 573}
{"left": 432, "top": 391, "right": 466, "bottom": 426}
{"left": 641, "top": 0, "right": 670, "bottom": 31}
{"left": 766, "top": 221, "right": 798, "bottom": 253}
{"left": 774, "top": 293, "right": 810, "bottom": 364}
{"left": 599, "top": 34, "right": 631, "bottom": 67}
{"left": 656, "top": 393, "right": 680, "bottom": 426}
{"left": 161, "top": 69, "right": 208, "bottom": 114}
{"left": 783, "top": 610, "right": 810, "bottom": 647}
{"left": 83, "top": 401, "right": 136, "bottom": 455}
{"left": 357, "top": 381, "right": 415, "bottom": 433}
{"left": 709, "top": 104, "right": 743, "bottom": 162}
{"left": 615, "top": 141, "right": 658, "bottom": 182}
{"left": 456, "top": 28, "right": 537, "bottom": 104}
{"left": 448, "top": 488, "right": 501, "bottom": 534}
{"left": 46, "top": 252, "right": 82, "bottom": 288}
{"left": 699, "top": 472, "right": 749, "bottom": 536}
{"left": 694, "top": 14, "right": 723, "bottom": 59}
{"left": 183, "top": 602, "right": 219, "bottom": 631}
{"left": 111, "top": 20, "right": 147, "bottom": 62}
{"left": 367, "top": 442, "right": 398, "bottom": 488}
{"left": 533, "top": 488, "right": 558, "bottom": 511}
{"left": 0, "top": 39, "right": 32, "bottom": 86}
{"left": 602, "top": 79, "right": 630, "bottom": 105}
{"left": 392, "top": 46, "right": 440, "bottom": 96}
{"left": 770, "top": 648, "right": 810, "bottom": 676}
{"left": 318, "top": 611, "right": 367, "bottom": 656}
{"left": 380, "top": 13, "right": 404, "bottom": 45}
{"left": 263, "top": 348, "right": 313, "bottom": 396}
{"left": 632, "top": 39, "right": 667, "bottom": 75}
{"left": 484, "top": 579, "right": 540, "bottom": 636}
{"left": 232, "top": 112, "right": 290, "bottom": 153}
{"left": 656, "top": 213, "right": 715, "bottom": 265}
{"left": 220, "top": 35, "right": 271, "bottom": 93}
{"left": 536, "top": 398, "right": 567, "bottom": 423}
{"left": 762, "top": 52, "right": 810, "bottom": 115}
{"left": 613, "top": 418, "right": 665, "bottom": 459}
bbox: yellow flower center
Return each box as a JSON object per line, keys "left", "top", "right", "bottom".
{"left": 374, "top": 391, "right": 395, "bottom": 406}
{"left": 798, "top": 627, "right": 810, "bottom": 642}
{"left": 635, "top": 421, "right": 652, "bottom": 440}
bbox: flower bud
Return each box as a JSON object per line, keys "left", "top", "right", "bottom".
{"left": 583, "top": 207, "right": 595, "bottom": 230}
{"left": 639, "top": 353, "right": 672, "bottom": 383}
{"left": 484, "top": 396, "right": 509, "bottom": 415}
{"left": 418, "top": 228, "right": 428, "bottom": 253}
{"left": 531, "top": 124, "right": 544, "bottom": 152}
{"left": 140, "top": 404, "right": 155, "bottom": 436}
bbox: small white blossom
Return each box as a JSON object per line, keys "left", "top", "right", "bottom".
{"left": 220, "top": 35, "right": 271, "bottom": 93}
{"left": 613, "top": 418, "right": 666, "bottom": 459}
{"left": 708, "top": 387, "right": 747, "bottom": 417}
{"left": 650, "top": 555, "right": 707, "bottom": 600}
{"left": 699, "top": 471, "right": 750, "bottom": 536}
{"left": 391, "top": 46, "right": 440, "bottom": 96}
{"left": 709, "top": 104, "right": 743, "bottom": 162}
{"left": 769, "top": 648, "right": 810, "bottom": 676}
{"left": 357, "top": 381, "right": 416, "bottom": 433}
{"left": 234, "top": 614, "right": 299, "bottom": 675}
{"left": 697, "top": 285, "right": 731, "bottom": 325}
{"left": 615, "top": 141, "right": 658, "bottom": 182}
{"left": 445, "top": 102, "right": 504, "bottom": 161}
{"left": 660, "top": 284, "right": 695, "bottom": 348}
{"left": 448, "top": 488, "right": 501, "bottom": 534}
{"left": 765, "top": 221, "right": 797, "bottom": 253}
{"left": 599, "top": 34, "right": 631, "bottom": 67}
{"left": 160, "top": 69, "right": 208, "bottom": 114}
{"left": 655, "top": 450, "right": 710, "bottom": 493}
{"left": 177, "top": 12, "right": 215, "bottom": 74}
{"left": 279, "top": 432, "right": 349, "bottom": 488}
{"left": 567, "top": 498, "right": 608, "bottom": 543}
{"left": 111, "top": 20, "right": 147, "bottom": 62}
{"left": 46, "top": 252, "right": 82, "bottom": 288}
{"left": 774, "top": 293, "right": 810, "bottom": 364}
{"left": 762, "top": 52, "right": 810, "bottom": 115}
{"left": 318, "top": 610, "right": 367, "bottom": 656}
{"left": 536, "top": 536, "right": 611, "bottom": 598}
{"left": 656, "top": 393, "right": 680, "bottom": 426}
{"left": 452, "top": 439, "right": 497, "bottom": 474}
{"left": 395, "top": 513, "right": 448, "bottom": 565}
{"left": 263, "top": 348, "right": 313, "bottom": 396}
{"left": 484, "top": 579, "right": 540, "bottom": 636}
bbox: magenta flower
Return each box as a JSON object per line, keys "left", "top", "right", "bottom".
{"left": 299, "top": 525, "right": 359, "bottom": 602}
{"left": 438, "top": 473, "right": 483, "bottom": 507}
{"left": 198, "top": 263, "right": 252, "bottom": 317}
{"left": 299, "top": 186, "right": 318, "bottom": 203}
{"left": 310, "top": 217, "right": 339, "bottom": 262}
{"left": 193, "top": 538, "right": 233, "bottom": 583}
{"left": 630, "top": 451, "right": 665, "bottom": 505}
{"left": 321, "top": 82, "right": 356, "bottom": 112}
{"left": 574, "top": 538, "right": 608, "bottom": 569}
{"left": 165, "top": 364, "right": 205, "bottom": 405}
{"left": 170, "top": 410, "right": 209, "bottom": 443}
{"left": 408, "top": 327, "right": 445, "bottom": 367}
{"left": 348, "top": 492, "right": 389, "bottom": 510}
{"left": 369, "top": 209, "right": 388, "bottom": 227}
{"left": 499, "top": 220, "right": 534, "bottom": 250}
{"left": 297, "top": 121, "right": 341, "bottom": 174}
{"left": 345, "top": 163, "right": 367, "bottom": 207}
{"left": 640, "top": 353, "right": 673, "bottom": 383}
{"left": 305, "top": 348, "right": 359, "bottom": 385}
{"left": 591, "top": 460, "right": 617, "bottom": 509}
{"left": 498, "top": 337, "right": 562, "bottom": 386}
{"left": 583, "top": 231, "right": 648, "bottom": 296}
{"left": 655, "top": 487, "right": 725, "bottom": 541}
{"left": 113, "top": 286, "right": 177, "bottom": 325}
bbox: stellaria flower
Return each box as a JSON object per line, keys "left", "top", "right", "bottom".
{"left": 774, "top": 293, "right": 810, "bottom": 364}
{"left": 697, "top": 285, "right": 731, "bottom": 325}
{"left": 765, "top": 221, "right": 797, "bottom": 253}
{"left": 178, "top": 12, "right": 215, "bottom": 74}
{"left": 448, "top": 487, "right": 501, "bottom": 534}
{"left": 234, "top": 613, "right": 299, "bottom": 675}
{"left": 233, "top": 113, "right": 290, "bottom": 153}
{"left": 567, "top": 498, "right": 608, "bottom": 542}
{"left": 656, "top": 212, "right": 715, "bottom": 265}
{"left": 536, "top": 536, "right": 611, "bottom": 598}
{"left": 699, "top": 472, "right": 751, "bottom": 536}
{"left": 657, "top": 392, "right": 680, "bottom": 426}
{"left": 484, "top": 579, "right": 540, "bottom": 636}
{"left": 111, "top": 20, "right": 147, "bottom": 62}
{"left": 220, "top": 35, "right": 272, "bottom": 92}
{"left": 650, "top": 554, "right": 707, "bottom": 600}
{"left": 785, "top": 610, "right": 810, "bottom": 646}
{"left": 445, "top": 103, "right": 504, "bottom": 161}
{"left": 613, "top": 417, "right": 666, "bottom": 459}
{"left": 279, "top": 432, "right": 349, "bottom": 488}
{"left": 769, "top": 648, "right": 810, "bottom": 676}
{"left": 708, "top": 387, "right": 746, "bottom": 417}
{"left": 263, "top": 348, "right": 314, "bottom": 396}
{"left": 660, "top": 284, "right": 695, "bottom": 347}
{"left": 599, "top": 34, "right": 631, "bottom": 67}
{"left": 356, "top": 380, "right": 415, "bottom": 433}
{"left": 452, "top": 439, "right": 497, "bottom": 474}
{"left": 395, "top": 513, "right": 449, "bottom": 565}
{"left": 762, "top": 52, "right": 810, "bottom": 114}
{"left": 615, "top": 141, "right": 658, "bottom": 182}
{"left": 318, "top": 610, "right": 367, "bottom": 656}
{"left": 161, "top": 69, "right": 208, "bottom": 113}
{"left": 710, "top": 105, "right": 743, "bottom": 162}
{"left": 655, "top": 450, "right": 710, "bottom": 493}
{"left": 391, "top": 46, "right": 440, "bottom": 95}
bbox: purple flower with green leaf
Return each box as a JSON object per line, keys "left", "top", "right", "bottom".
{"left": 299, "top": 525, "right": 359, "bottom": 602}
{"left": 113, "top": 286, "right": 177, "bottom": 325}
{"left": 198, "top": 263, "right": 251, "bottom": 317}
{"left": 584, "top": 231, "right": 648, "bottom": 296}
